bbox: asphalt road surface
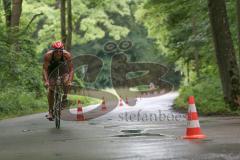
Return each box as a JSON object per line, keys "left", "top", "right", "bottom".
{"left": 0, "top": 92, "right": 240, "bottom": 160}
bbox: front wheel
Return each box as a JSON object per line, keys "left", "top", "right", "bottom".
{"left": 54, "top": 92, "right": 62, "bottom": 129}
{"left": 55, "top": 102, "right": 61, "bottom": 129}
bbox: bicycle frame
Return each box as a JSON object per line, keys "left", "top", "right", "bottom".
{"left": 53, "top": 68, "right": 64, "bottom": 129}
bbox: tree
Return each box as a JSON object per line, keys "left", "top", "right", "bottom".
{"left": 60, "top": 0, "right": 73, "bottom": 51}
{"left": 11, "top": 0, "right": 22, "bottom": 28}
{"left": 2, "top": 0, "right": 23, "bottom": 30}
{"left": 135, "top": 0, "right": 208, "bottom": 83}
{"left": 2, "top": 0, "right": 11, "bottom": 27}
{"left": 237, "top": 0, "right": 240, "bottom": 63}
{"left": 66, "top": 0, "right": 72, "bottom": 51}
{"left": 208, "top": 0, "right": 240, "bottom": 109}
{"left": 60, "top": 0, "right": 66, "bottom": 44}
{"left": 192, "top": 16, "right": 200, "bottom": 79}
{"left": 2, "top": 0, "right": 23, "bottom": 50}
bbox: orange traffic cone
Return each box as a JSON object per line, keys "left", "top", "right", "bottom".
{"left": 183, "top": 96, "right": 206, "bottom": 139}
{"left": 77, "top": 100, "right": 84, "bottom": 121}
{"left": 119, "top": 96, "right": 123, "bottom": 107}
{"left": 101, "top": 97, "right": 107, "bottom": 111}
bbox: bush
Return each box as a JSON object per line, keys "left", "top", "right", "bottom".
{"left": 0, "top": 88, "right": 48, "bottom": 119}
{"left": 174, "top": 76, "right": 235, "bottom": 115}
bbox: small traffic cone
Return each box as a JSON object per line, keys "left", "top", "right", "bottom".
{"left": 183, "top": 96, "right": 206, "bottom": 139}
{"left": 101, "top": 97, "right": 107, "bottom": 111}
{"left": 77, "top": 100, "right": 84, "bottom": 121}
{"left": 119, "top": 96, "right": 123, "bottom": 107}
{"left": 125, "top": 97, "right": 129, "bottom": 105}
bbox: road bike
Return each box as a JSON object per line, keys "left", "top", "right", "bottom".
{"left": 53, "top": 68, "right": 64, "bottom": 129}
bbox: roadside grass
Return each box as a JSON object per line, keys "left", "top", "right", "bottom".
{"left": 68, "top": 94, "right": 100, "bottom": 108}
{"left": 0, "top": 89, "right": 101, "bottom": 120}
{"left": 2, "top": 82, "right": 239, "bottom": 121}
{"left": 0, "top": 91, "right": 48, "bottom": 120}
{"left": 130, "top": 84, "right": 159, "bottom": 92}
{"left": 174, "top": 78, "right": 240, "bottom": 116}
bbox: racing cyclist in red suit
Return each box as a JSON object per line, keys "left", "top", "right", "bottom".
{"left": 43, "top": 41, "right": 74, "bottom": 120}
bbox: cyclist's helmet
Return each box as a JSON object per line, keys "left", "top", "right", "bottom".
{"left": 51, "top": 41, "right": 64, "bottom": 49}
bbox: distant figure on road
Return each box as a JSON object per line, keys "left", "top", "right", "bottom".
{"left": 149, "top": 82, "right": 156, "bottom": 90}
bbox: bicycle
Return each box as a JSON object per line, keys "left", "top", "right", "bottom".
{"left": 53, "top": 68, "right": 64, "bottom": 129}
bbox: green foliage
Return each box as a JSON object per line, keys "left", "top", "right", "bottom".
{"left": 68, "top": 94, "right": 100, "bottom": 107}
{"left": 0, "top": 88, "right": 48, "bottom": 119}
{"left": 135, "top": 0, "right": 240, "bottom": 113}
{"left": 174, "top": 75, "right": 235, "bottom": 115}
{"left": 70, "top": 0, "right": 179, "bottom": 88}
{"left": 135, "top": 0, "right": 212, "bottom": 70}
{"left": 0, "top": 35, "right": 44, "bottom": 95}
{"left": 22, "top": 0, "right": 131, "bottom": 53}
{"left": 134, "top": 85, "right": 149, "bottom": 91}
{"left": 1, "top": 0, "right": 164, "bottom": 119}
{"left": 0, "top": 3, "right": 47, "bottom": 119}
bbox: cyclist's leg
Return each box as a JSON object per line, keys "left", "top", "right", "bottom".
{"left": 47, "top": 79, "right": 55, "bottom": 120}
{"left": 62, "top": 74, "right": 70, "bottom": 108}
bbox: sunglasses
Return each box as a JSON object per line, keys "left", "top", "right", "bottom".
{"left": 52, "top": 48, "right": 63, "bottom": 52}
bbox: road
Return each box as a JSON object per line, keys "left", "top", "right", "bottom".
{"left": 0, "top": 92, "right": 240, "bottom": 160}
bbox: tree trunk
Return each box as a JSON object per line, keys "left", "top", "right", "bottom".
{"left": 208, "top": 0, "right": 240, "bottom": 110}
{"left": 55, "top": 0, "right": 60, "bottom": 9}
{"left": 237, "top": 0, "right": 240, "bottom": 65}
{"left": 187, "top": 60, "right": 190, "bottom": 84}
{"left": 66, "top": 0, "right": 72, "bottom": 51}
{"left": 10, "top": 0, "right": 23, "bottom": 51}
{"left": 11, "top": 0, "right": 22, "bottom": 28}
{"left": 2, "top": 0, "right": 11, "bottom": 27}
{"left": 192, "top": 16, "right": 200, "bottom": 79}
{"left": 60, "top": 0, "right": 66, "bottom": 44}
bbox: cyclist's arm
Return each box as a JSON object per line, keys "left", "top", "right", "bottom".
{"left": 65, "top": 51, "right": 74, "bottom": 82}
{"left": 43, "top": 52, "right": 51, "bottom": 83}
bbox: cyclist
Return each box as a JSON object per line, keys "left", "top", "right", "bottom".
{"left": 43, "top": 41, "right": 74, "bottom": 121}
